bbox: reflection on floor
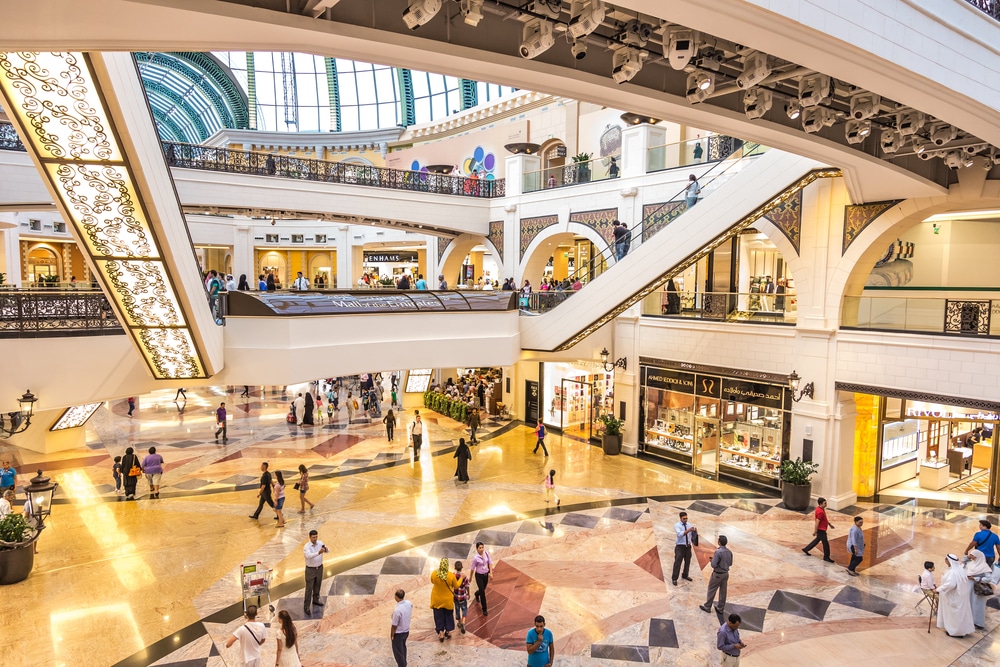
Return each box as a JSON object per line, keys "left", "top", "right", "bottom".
{"left": 1, "top": 387, "right": 998, "bottom": 667}
{"left": 881, "top": 474, "right": 988, "bottom": 506}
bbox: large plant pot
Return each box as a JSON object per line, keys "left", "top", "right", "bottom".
{"left": 0, "top": 542, "right": 35, "bottom": 585}
{"left": 782, "top": 483, "right": 812, "bottom": 511}
{"left": 602, "top": 434, "right": 621, "bottom": 455}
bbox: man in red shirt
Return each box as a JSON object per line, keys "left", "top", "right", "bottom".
{"left": 802, "top": 497, "right": 836, "bottom": 562}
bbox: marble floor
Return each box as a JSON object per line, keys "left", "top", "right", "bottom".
{"left": 1, "top": 386, "right": 999, "bottom": 667}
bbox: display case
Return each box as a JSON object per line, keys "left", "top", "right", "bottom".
{"left": 881, "top": 419, "right": 919, "bottom": 469}
{"left": 644, "top": 389, "right": 695, "bottom": 465}
{"left": 719, "top": 410, "right": 783, "bottom": 482}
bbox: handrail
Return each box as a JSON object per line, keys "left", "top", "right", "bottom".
{"left": 646, "top": 135, "right": 745, "bottom": 173}
{"left": 0, "top": 290, "right": 124, "bottom": 338}
{"left": 843, "top": 294, "right": 999, "bottom": 337}
{"left": 162, "top": 140, "right": 505, "bottom": 199}
{"left": 964, "top": 0, "right": 1000, "bottom": 20}
{"left": 0, "top": 121, "right": 25, "bottom": 152}
{"left": 519, "top": 139, "right": 764, "bottom": 313}
{"left": 640, "top": 290, "right": 797, "bottom": 324}
{"left": 523, "top": 153, "right": 621, "bottom": 193}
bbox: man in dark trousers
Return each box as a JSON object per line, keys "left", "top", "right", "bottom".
{"left": 671, "top": 511, "right": 697, "bottom": 585}
{"left": 612, "top": 220, "right": 628, "bottom": 261}
{"left": 214, "top": 401, "right": 228, "bottom": 443}
{"left": 249, "top": 462, "right": 274, "bottom": 520}
{"left": 700, "top": 535, "right": 733, "bottom": 613}
{"left": 303, "top": 529, "right": 328, "bottom": 616}
{"left": 802, "top": 497, "right": 836, "bottom": 562}
{"left": 390, "top": 588, "right": 412, "bottom": 667}
{"left": 468, "top": 407, "right": 481, "bottom": 445}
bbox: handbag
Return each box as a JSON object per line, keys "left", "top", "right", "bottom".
{"left": 128, "top": 464, "right": 142, "bottom": 477}
{"left": 974, "top": 580, "right": 995, "bottom": 596}
{"left": 293, "top": 482, "right": 300, "bottom": 490}
{"left": 691, "top": 532, "right": 699, "bottom": 547}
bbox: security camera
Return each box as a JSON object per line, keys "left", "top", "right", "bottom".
{"left": 880, "top": 129, "right": 902, "bottom": 154}
{"left": 401, "top": 0, "right": 442, "bottom": 30}
{"left": 664, "top": 26, "right": 698, "bottom": 71}
{"left": 849, "top": 91, "right": 881, "bottom": 120}
{"left": 928, "top": 122, "right": 957, "bottom": 146}
{"left": 895, "top": 110, "right": 925, "bottom": 136}
{"left": 519, "top": 18, "right": 555, "bottom": 59}
{"left": 460, "top": 0, "right": 484, "bottom": 27}
{"left": 913, "top": 138, "right": 932, "bottom": 159}
{"left": 943, "top": 150, "right": 964, "bottom": 169}
{"left": 736, "top": 51, "right": 771, "bottom": 90}
{"left": 568, "top": 0, "right": 605, "bottom": 39}
{"left": 797, "top": 74, "right": 831, "bottom": 107}
{"left": 612, "top": 46, "right": 647, "bottom": 84}
{"left": 621, "top": 18, "right": 653, "bottom": 47}
{"left": 743, "top": 87, "right": 772, "bottom": 120}
{"left": 570, "top": 38, "right": 588, "bottom": 60}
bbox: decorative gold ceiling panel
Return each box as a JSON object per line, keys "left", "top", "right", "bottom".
{"left": 0, "top": 51, "right": 209, "bottom": 379}
{"left": 50, "top": 403, "right": 104, "bottom": 431}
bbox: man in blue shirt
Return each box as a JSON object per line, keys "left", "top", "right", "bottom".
{"left": 671, "top": 511, "right": 697, "bottom": 585}
{"left": 846, "top": 515, "right": 865, "bottom": 576}
{"left": 415, "top": 274, "right": 428, "bottom": 290}
{"left": 967, "top": 519, "right": 1000, "bottom": 567}
{"left": 0, "top": 460, "right": 15, "bottom": 491}
{"left": 526, "top": 615, "right": 554, "bottom": 667}
{"left": 716, "top": 613, "right": 746, "bottom": 666}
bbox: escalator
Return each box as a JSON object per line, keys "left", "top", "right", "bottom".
{"left": 519, "top": 148, "right": 831, "bottom": 351}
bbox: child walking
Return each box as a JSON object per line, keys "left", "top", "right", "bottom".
{"left": 544, "top": 469, "right": 560, "bottom": 507}
{"left": 315, "top": 395, "right": 324, "bottom": 425}
{"left": 533, "top": 419, "right": 548, "bottom": 456}
{"left": 273, "top": 470, "right": 287, "bottom": 527}
{"left": 453, "top": 560, "right": 470, "bottom": 634}
{"left": 112, "top": 456, "right": 123, "bottom": 495}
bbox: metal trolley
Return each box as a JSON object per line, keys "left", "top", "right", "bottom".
{"left": 240, "top": 562, "right": 275, "bottom": 614}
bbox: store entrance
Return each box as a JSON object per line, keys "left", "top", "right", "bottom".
{"left": 559, "top": 378, "right": 592, "bottom": 441}
{"left": 695, "top": 417, "right": 719, "bottom": 476}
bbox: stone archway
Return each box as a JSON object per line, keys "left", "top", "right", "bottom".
{"left": 439, "top": 234, "right": 497, "bottom": 287}
{"left": 518, "top": 224, "right": 607, "bottom": 287}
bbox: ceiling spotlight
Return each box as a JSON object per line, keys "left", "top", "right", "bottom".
{"left": 849, "top": 91, "right": 881, "bottom": 120}
{"left": 743, "top": 87, "right": 772, "bottom": 120}
{"left": 912, "top": 138, "right": 932, "bottom": 159}
{"left": 845, "top": 118, "right": 871, "bottom": 144}
{"left": 880, "top": 128, "right": 902, "bottom": 154}
{"left": 963, "top": 155, "right": 976, "bottom": 168}
{"left": 801, "top": 107, "right": 836, "bottom": 133}
{"left": 570, "top": 38, "right": 588, "bottom": 60}
{"left": 525, "top": 0, "right": 561, "bottom": 19}
{"left": 736, "top": 51, "right": 771, "bottom": 89}
{"left": 402, "top": 0, "right": 442, "bottom": 29}
{"left": 568, "top": 0, "right": 605, "bottom": 39}
{"left": 785, "top": 99, "right": 802, "bottom": 120}
{"left": 459, "top": 0, "right": 484, "bottom": 26}
{"left": 519, "top": 18, "right": 555, "bottom": 59}
{"left": 928, "top": 122, "right": 958, "bottom": 146}
{"left": 896, "top": 110, "right": 926, "bottom": 136}
{"left": 621, "top": 18, "right": 654, "bottom": 47}
{"left": 991, "top": 148, "right": 1000, "bottom": 165}
{"left": 943, "top": 150, "right": 964, "bottom": 169}
{"left": 685, "top": 71, "right": 714, "bottom": 102}
{"left": 612, "top": 46, "right": 648, "bottom": 84}
{"left": 664, "top": 26, "right": 698, "bottom": 70}
{"left": 798, "top": 73, "right": 831, "bottom": 107}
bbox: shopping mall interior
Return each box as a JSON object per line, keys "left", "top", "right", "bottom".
{"left": 2, "top": 1, "right": 1000, "bottom": 665}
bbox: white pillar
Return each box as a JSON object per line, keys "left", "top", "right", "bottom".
{"left": 234, "top": 225, "right": 254, "bottom": 283}
{"left": 335, "top": 225, "right": 352, "bottom": 288}
{"left": 620, "top": 123, "right": 666, "bottom": 178}
{"left": 504, "top": 153, "right": 540, "bottom": 197}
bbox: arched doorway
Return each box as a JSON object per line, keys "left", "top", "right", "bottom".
{"left": 27, "top": 246, "right": 59, "bottom": 285}
{"left": 259, "top": 250, "right": 288, "bottom": 288}
{"left": 309, "top": 252, "right": 335, "bottom": 288}
{"left": 540, "top": 138, "right": 566, "bottom": 188}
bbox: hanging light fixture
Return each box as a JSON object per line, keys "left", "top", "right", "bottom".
{"left": 0, "top": 390, "right": 38, "bottom": 438}
{"left": 788, "top": 371, "right": 814, "bottom": 402}
{"left": 600, "top": 347, "right": 627, "bottom": 373}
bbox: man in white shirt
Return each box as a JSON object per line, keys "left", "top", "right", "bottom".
{"left": 225, "top": 274, "right": 237, "bottom": 291}
{"left": 390, "top": 588, "right": 413, "bottom": 667}
{"left": 293, "top": 393, "right": 306, "bottom": 425}
{"left": 671, "top": 511, "right": 697, "bottom": 586}
{"left": 292, "top": 271, "right": 310, "bottom": 290}
{"left": 225, "top": 604, "right": 266, "bottom": 666}
{"left": 0, "top": 489, "right": 13, "bottom": 518}
{"left": 303, "top": 529, "right": 328, "bottom": 617}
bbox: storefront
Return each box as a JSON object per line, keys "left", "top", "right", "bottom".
{"left": 640, "top": 362, "right": 791, "bottom": 490}
{"left": 540, "top": 361, "right": 614, "bottom": 442}
{"left": 852, "top": 391, "right": 1000, "bottom": 506}
{"left": 363, "top": 250, "right": 421, "bottom": 283}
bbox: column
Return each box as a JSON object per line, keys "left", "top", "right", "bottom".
{"left": 334, "top": 225, "right": 352, "bottom": 288}
{"left": 620, "top": 123, "right": 666, "bottom": 178}
{"left": 504, "top": 153, "right": 540, "bottom": 197}
{"left": 233, "top": 225, "right": 254, "bottom": 282}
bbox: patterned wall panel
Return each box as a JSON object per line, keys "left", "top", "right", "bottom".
{"left": 437, "top": 237, "right": 452, "bottom": 264}
{"left": 842, "top": 200, "right": 903, "bottom": 254}
{"left": 568, "top": 208, "right": 618, "bottom": 245}
{"left": 519, "top": 214, "right": 559, "bottom": 261}
{"left": 487, "top": 220, "right": 504, "bottom": 263}
{"left": 641, "top": 202, "right": 686, "bottom": 242}
{"left": 762, "top": 189, "right": 802, "bottom": 255}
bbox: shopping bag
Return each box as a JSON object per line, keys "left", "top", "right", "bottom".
{"left": 991, "top": 563, "right": 1000, "bottom": 586}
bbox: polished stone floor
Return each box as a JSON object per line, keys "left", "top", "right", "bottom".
{"left": 1, "top": 386, "right": 999, "bottom": 667}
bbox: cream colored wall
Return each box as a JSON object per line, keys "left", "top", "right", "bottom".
{"left": 888, "top": 219, "right": 1000, "bottom": 287}
{"left": 386, "top": 120, "right": 528, "bottom": 177}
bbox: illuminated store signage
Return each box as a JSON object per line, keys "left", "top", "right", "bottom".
{"left": 364, "top": 252, "right": 418, "bottom": 263}
{"left": 721, "top": 379, "right": 784, "bottom": 409}
{"left": 642, "top": 368, "right": 694, "bottom": 391}
{"left": 905, "top": 407, "right": 1000, "bottom": 421}
{"left": 641, "top": 365, "right": 784, "bottom": 408}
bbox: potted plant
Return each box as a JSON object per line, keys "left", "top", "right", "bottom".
{"left": 572, "top": 152, "right": 592, "bottom": 183}
{"left": 779, "top": 457, "right": 819, "bottom": 511}
{"left": 598, "top": 413, "right": 625, "bottom": 455}
{"left": 0, "top": 513, "right": 40, "bottom": 585}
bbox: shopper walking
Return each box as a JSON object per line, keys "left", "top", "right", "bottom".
{"left": 174, "top": 387, "right": 186, "bottom": 401}
{"left": 303, "top": 530, "right": 328, "bottom": 617}
{"left": 716, "top": 613, "right": 747, "bottom": 666}
{"left": 685, "top": 173, "right": 701, "bottom": 208}
{"left": 533, "top": 419, "right": 548, "bottom": 456}
{"left": 468, "top": 407, "right": 481, "bottom": 444}
{"left": 383, "top": 409, "right": 396, "bottom": 442}
{"left": 409, "top": 411, "right": 423, "bottom": 459}
{"left": 802, "top": 497, "right": 836, "bottom": 562}
{"left": 296, "top": 464, "right": 314, "bottom": 513}
{"left": 273, "top": 471, "right": 287, "bottom": 527}
{"left": 302, "top": 392, "right": 315, "bottom": 426}
{"left": 453, "top": 561, "right": 470, "bottom": 634}
{"left": 543, "top": 469, "right": 560, "bottom": 507}
{"left": 127, "top": 396, "right": 136, "bottom": 417}
{"left": 430, "top": 558, "right": 457, "bottom": 642}
{"left": 700, "top": 535, "right": 733, "bottom": 613}
{"left": 248, "top": 462, "right": 274, "bottom": 520}
{"left": 966, "top": 519, "right": 1000, "bottom": 567}
{"left": 121, "top": 446, "right": 141, "bottom": 500}
{"left": 671, "top": 511, "right": 697, "bottom": 585}
{"left": 142, "top": 446, "right": 164, "bottom": 499}
{"left": 215, "top": 401, "right": 228, "bottom": 443}
{"left": 454, "top": 437, "right": 472, "bottom": 483}
{"left": 846, "top": 515, "right": 865, "bottom": 576}
{"left": 526, "top": 615, "right": 555, "bottom": 667}
{"left": 471, "top": 541, "right": 494, "bottom": 616}
{"left": 225, "top": 604, "right": 266, "bottom": 667}
{"left": 346, "top": 391, "right": 356, "bottom": 423}
{"left": 938, "top": 553, "right": 975, "bottom": 637}
{"left": 274, "top": 610, "right": 302, "bottom": 667}
{"left": 390, "top": 589, "right": 412, "bottom": 667}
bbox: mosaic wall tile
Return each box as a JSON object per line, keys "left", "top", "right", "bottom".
{"left": 843, "top": 200, "right": 902, "bottom": 254}
{"left": 438, "top": 236, "right": 452, "bottom": 264}
{"left": 488, "top": 220, "right": 504, "bottom": 263}
{"left": 519, "top": 214, "right": 558, "bottom": 261}
{"left": 641, "top": 202, "right": 686, "bottom": 242}
{"left": 569, "top": 207, "right": 619, "bottom": 245}
{"left": 763, "top": 189, "right": 802, "bottom": 254}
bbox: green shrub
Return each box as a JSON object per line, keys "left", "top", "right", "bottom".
{"left": 0, "top": 513, "right": 32, "bottom": 546}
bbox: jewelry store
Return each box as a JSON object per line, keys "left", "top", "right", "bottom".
{"left": 851, "top": 390, "right": 1000, "bottom": 507}
{"left": 640, "top": 362, "right": 791, "bottom": 490}
{"left": 540, "top": 361, "right": 615, "bottom": 443}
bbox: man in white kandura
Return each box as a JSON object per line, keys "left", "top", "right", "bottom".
{"left": 937, "top": 553, "right": 975, "bottom": 638}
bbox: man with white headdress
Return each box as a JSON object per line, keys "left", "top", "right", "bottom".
{"left": 937, "top": 553, "right": 975, "bottom": 637}
{"left": 965, "top": 549, "right": 993, "bottom": 630}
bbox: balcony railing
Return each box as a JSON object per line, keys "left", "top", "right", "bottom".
{"left": 843, "top": 294, "right": 1000, "bottom": 337}
{"left": 647, "top": 136, "right": 754, "bottom": 174}
{"left": 162, "top": 141, "right": 505, "bottom": 198}
{"left": 0, "top": 290, "right": 124, "bottom": 338}
{"left": 965, "top": 0, "right": 1000, "bottom": 20}
{"left": 0, "top": 121, "right": 25, "bottom": 152}
{"left": 641, "top": 290, "right": 797, "bottom": 324}
{"left": 523, "top": 153, "right": 621, "bottom": 193}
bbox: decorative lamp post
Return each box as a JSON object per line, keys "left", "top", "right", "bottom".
{"left": 0, "top": 390, "right": 37, "bottom": 438}
{"left": 22, "top": 469, "right": 58, "bottom": 530}
{"left": 788, "top": 370, "right": 814, "bottom": 402}
{"left": 600, "top": 347, "right": 628, "bottom": 373}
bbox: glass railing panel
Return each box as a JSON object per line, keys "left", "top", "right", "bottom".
{"left": 843, "top": 295, "right": 1000, "bottom": 337}
{"left": 640, "top": 291, "right": 797, "bottom": 325}
{"left": 522, "top": 154, "right": 621, "bottom": 194}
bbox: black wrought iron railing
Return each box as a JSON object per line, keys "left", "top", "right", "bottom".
{"left": 965, "top": 0, "right": 1000, "bottom": 20}
{"left": 0, "top": 122, "right": 25, "bottom": 152}
{"left": 162, "top": 141, "right": 505, "bottom": 198}
{"left": 0, "top": 290, "right": 124, "bottom": 338}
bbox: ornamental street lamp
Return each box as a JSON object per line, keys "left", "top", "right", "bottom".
{"left": 22, "top": 469, "right": 58, "bottom": 530}
{"left": 600, "top": 347, "right": 627, "bottom": 373}
{"left": 788, "top": 370, "right": 815, "bottom": 402}
{"left": 0, "top": 390, "right": 37, "bottom": 438}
